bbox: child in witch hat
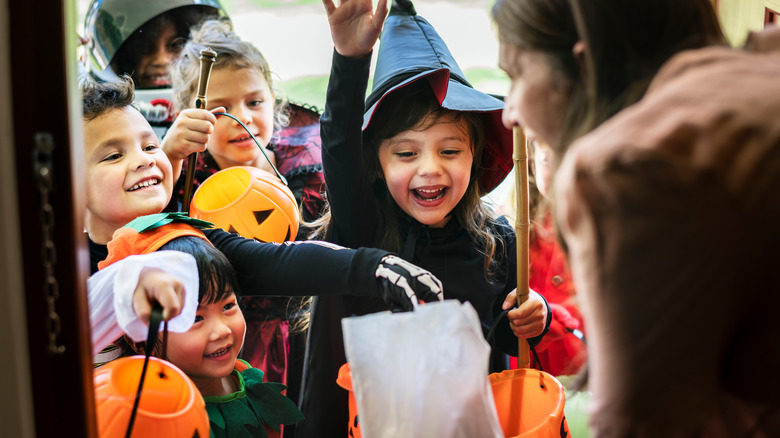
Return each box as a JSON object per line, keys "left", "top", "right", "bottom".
{"left": 99, "top": 212, "right": 304, "bottom": 437}
{"left": 81, "top": 76, "right": 443, "bottom": 371}
{"left": 297, "top": 1, "right": 552, "bottom": 436}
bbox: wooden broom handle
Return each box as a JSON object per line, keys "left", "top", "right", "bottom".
{"left": 513, "top": 126, "right": 531, "bottom": 368}
{"left": 181, "top": 48, "right": 217, "bottom": 214}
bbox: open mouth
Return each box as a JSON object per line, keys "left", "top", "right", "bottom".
{"left": 413, "top": 187, "right": 447, "bottom": 201}
{"left": 140, "top": 74, "right": 171, "bottom": 87}
{"left": 204, "top": 345, "right": 231, "bottom": 358}
{"left": 128, "top": 178, "right": 160, "bottom": 192}
{"left": 230, "top": 134, "right": 258, "bottom": 144}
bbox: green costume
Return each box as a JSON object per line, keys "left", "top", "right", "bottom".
{"left": 204, "top": 359, "right": 304, "bottom": 438}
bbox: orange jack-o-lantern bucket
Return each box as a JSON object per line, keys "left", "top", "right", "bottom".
{"left": 190, "top": 166, "right": 299, "bottom": 243}
{"left": 336, "top": 363, "right": 362, "bottom": 438}
{"left": 94, "top": 356, "right": 210, "bottom": 437}
{"left": 489, "top": 368, "right": 568, "bottom": 437}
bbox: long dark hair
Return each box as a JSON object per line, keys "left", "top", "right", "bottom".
{"left": 351, "top": 82, "right": 506, "bottom": 277}
{"left": 567, "top": 0, "right": 726, "bottom": 146}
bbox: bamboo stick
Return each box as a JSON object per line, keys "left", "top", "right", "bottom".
{"left": 513, "top": 126, "right": 531, "bottom": 368}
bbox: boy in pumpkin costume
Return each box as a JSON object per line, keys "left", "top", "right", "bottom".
{"left": 98, "top": 212, "right": 303, "bottom": 437}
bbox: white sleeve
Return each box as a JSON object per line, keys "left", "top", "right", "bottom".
{"left": 88, "top": 251, "right": 199, "bottom": 355}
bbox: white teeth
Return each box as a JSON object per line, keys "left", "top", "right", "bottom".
{"left": 129, "top": 178, "right": 159, "bottom": 192}
{"left": 414, "top": 187, "right": 445, "bottom": 201}
{"left": 205, "top": 346, "right": 229, "bottom": 358}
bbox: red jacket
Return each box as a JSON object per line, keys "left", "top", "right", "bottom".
{"left": 512, "top": 214, "right": 587, "bottom": 376}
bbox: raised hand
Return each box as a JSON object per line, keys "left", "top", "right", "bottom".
{"left": 322, "top": 0, "right": 388, "bottom": 58}
{"left": 375, "top": 255, "right": 443, "bottom": 311}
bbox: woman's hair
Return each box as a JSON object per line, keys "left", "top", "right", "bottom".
{"left": 171, "top": 19, "right": 289, "bottom": 142}
{"left": 312, "top": 82, "right": 506, "bottom": 277}
{"left": 110, "top": 6, "right": 219, "bottom": 87}
{"left": 159, "top": 236, "right": 241, "bottom": 304}
{"left": 492, "top": 0, "right": 726, "bottom": 154}
{"left": 81, "top": 75, "right": 136, "bottom": 121}
{"left": 491, "top": 0, "right": 584, "bottom": 154}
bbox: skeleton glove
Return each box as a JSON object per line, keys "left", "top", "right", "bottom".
{"left": 375, "top": 255, "right": 444, "bottom": 312}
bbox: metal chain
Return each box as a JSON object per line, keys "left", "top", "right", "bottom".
{"left": 34, "top": 133, "right": 65, "bottom": 355}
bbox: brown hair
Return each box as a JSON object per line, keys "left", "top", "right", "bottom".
{"left": 171, "top": 19, "right": 289, "bottom": 140}
{"left": 492, "top": 0, "right": 726, "bottom": 154}
{"left": 81, "top": 75, "right": 136, "bottom": 121}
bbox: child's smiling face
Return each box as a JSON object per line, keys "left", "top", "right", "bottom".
{"left": 166, "top": 292, "right": 246, "bottom": 396}
{"left": 84, "top": 106, "right": 174, "bottom": 244}
{"left": 204, "top": 67, "right": 277, "bottom": 173}
{"left": 377, "top": 112, "right": 474, "bottom": 228}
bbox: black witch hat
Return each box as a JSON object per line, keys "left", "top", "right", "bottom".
{"left": 363, "top": 0, "right": 513, "bottom": 194}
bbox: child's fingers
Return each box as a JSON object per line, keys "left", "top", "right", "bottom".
{"left": 182, "top": 115, "right": 217, "bottom": 133}
{"left": 132, "top": 289, "right": 153, "bottom": 325}
{"left": 507, "top": 293, "right": 546, "bottom": 338}
{"left": 182, "top": 127, "right": 212, "bottom": 146}
{"left": 373, "top": 0, "right": 388, "bottom": 26}
{"left": 210, "top": 106, "right": 227, "bottom": 119}
{"left": 509, "top": 318, "right": 545, "bottom": 338}
{"left": 154, "top": 281, "right": 186, "bottom": 321}
{"left": 322, "top": 0, "right": 337, "bottom": 17}
{"left": 133, "top": 268, "right": 186, "bottom": 323}
{"left": 502, "top": 289, "right": 517, "bottom": 310}
{"left": 179, "top": 108, "right": 219, "bottom": 125}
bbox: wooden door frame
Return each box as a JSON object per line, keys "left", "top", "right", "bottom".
{"left": 6, "top": 0, "right": 95, "bottom": 436}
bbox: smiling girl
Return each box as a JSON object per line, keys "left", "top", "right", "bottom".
{"left": 165, "top": 19, "right": 326, "bottom": 223}
{"left": 296, "top": 1, "right": 552, "bottom": 436}
{"left": 161, "top": 19, "right": 329, "bottom": 396}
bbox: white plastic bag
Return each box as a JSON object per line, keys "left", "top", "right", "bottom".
{"left": 342, "top": 300, "right": 504, "bottom": 438}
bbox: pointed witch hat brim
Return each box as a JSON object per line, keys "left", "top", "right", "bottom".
{"left": 363, "top": 0, "right": 513, "bottom": 194}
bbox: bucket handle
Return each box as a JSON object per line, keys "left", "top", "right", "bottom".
{"left": 486, "top": 308, "right": 542, "bottom": 373}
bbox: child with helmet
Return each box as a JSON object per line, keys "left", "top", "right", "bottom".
{"left": 83, "top": 0, "right": 227, "bottom": 139}
{"left": 295, "top": 0, "right": 552, "bottom": 436}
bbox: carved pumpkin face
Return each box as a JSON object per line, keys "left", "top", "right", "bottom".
{"left": 94, "top": 356, "right": 210, "bottom": 437}
{"left": 190, "top": 166, "right": 300, "bottom": 243}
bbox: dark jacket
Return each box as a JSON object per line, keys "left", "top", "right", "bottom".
{"left": 295, "top": 50, "right": 551, "bottom": 438}
{"left": 90, "top": 227, "right": 390, "bottom": 299}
